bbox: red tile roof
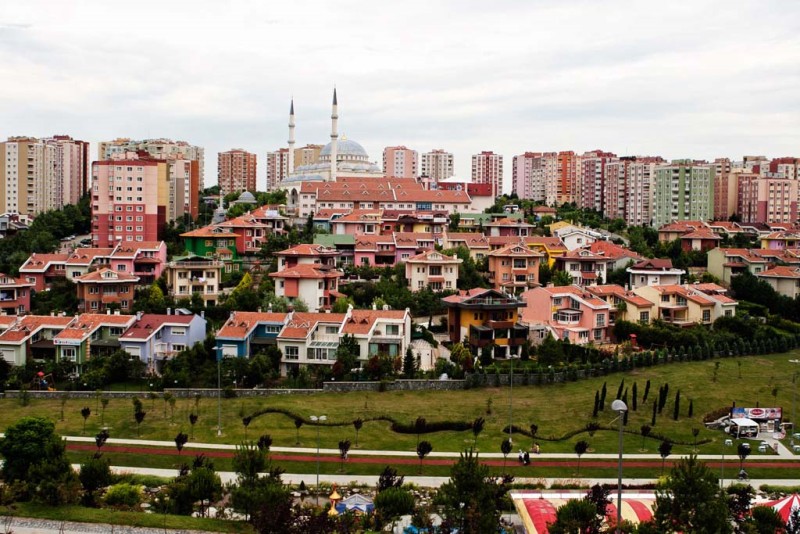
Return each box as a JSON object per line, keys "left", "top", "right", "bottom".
{"left": 278, "top": 312, "right": 347, "bottom": 339}
{"left": 277, "top": 243, "right": 338, "bottom": 256}
{"left": 0, "top": 315, "right": 73, "bottom": 343}
{"left": 74, "top": 268, "right": 140, "bottom": 283}
{"left": 341, "top": 310, "right": 407, "bottom": 335}
{"left": 20, "top": 253, "right": 70, "bottom": 272}
{"left": 406, "top": 250, "right": 460, "bottom": 263}
{"left": 758, "top": 266, "right": 800, "bottom": 279}
{"left": 216, "top": 311, "right": 289, "bottom": 338}
{"left": 120, "top": 313, "right": 196, "bottom": 340}
{"left": 269, "top": 264, "right": 343, "bottom": 279}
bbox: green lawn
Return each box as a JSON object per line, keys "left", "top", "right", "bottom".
{"left": 0, "top": 502, "right": 253, "bottom": 533}
{"left": 4, "top": 351, "right": 799, "bottom": 458}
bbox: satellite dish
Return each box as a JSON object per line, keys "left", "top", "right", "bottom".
{"left": 611, "top": 399, "right": 628, "bottom": 412}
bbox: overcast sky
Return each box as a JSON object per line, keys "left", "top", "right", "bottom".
{"left": 1, "top": 0, "right": 798, "bottom": 192}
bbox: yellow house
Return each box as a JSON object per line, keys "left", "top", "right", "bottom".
{"left": 443, "top": 288, "right": 526, "bottom": 359}
{"left": 525, "top": 236, "right": 568, "bottom": 268}
{"left": 633, "top": 285, "right": 716, "bottom": 326}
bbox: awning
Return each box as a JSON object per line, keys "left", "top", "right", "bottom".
{"left": 511, "top": 492, "right": 655, "bottom": 533}
{"left": 730, "top": 417, "right": 759, "bottom": 428}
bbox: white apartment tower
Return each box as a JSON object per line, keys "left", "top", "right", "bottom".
{"left": 420, "top": 149, "right": 454, "bottom": 186}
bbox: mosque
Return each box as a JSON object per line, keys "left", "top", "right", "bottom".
{"left": 280, "top": 89, "right": 384, "bottom": 185}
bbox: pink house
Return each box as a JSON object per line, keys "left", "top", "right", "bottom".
{"left": 520, "top": 285, "right": 612, "bottom": 345}
{"left": 332, "top": 210, "right": 383, "bottom": 235}
{"left": 484, "top": 217, "right": 535, "bottom": 237}
{"left": 108, "top": 241, "right": 167, "bottom": 285}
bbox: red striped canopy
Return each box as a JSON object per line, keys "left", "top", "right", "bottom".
{"left": 760, "top": 494, "right": 800, "bottom": 523}
{"left": 511, "top": 491, "right": 656, "bottom": 533}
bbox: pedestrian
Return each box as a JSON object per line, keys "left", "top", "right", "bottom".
{"left": 518, "top": 450, "right": 524, "bottom": 464}
{"left": 524, "top": 451, "right": 530, "bottom": 465}
{"left": 534, "top": 443, "right": 540, "bottom": 455}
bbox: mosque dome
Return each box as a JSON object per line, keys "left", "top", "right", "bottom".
{"left": 320, "top": 138, "right": 368, "bottom": 159}
{"left": 237, "top": 191, "right": 256, "bottom": 203}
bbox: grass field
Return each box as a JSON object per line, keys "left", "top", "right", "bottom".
{"left": 3, "top": 351, "right": 799, "bottom": 459}
{"left": 0, "top": 502, "right": 254, "bottom": 533}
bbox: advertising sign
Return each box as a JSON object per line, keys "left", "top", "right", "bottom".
{"left": 731, "top": 407, "right": 782, "bottom": 420}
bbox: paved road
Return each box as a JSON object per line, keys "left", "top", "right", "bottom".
{"left": 0, "top": 516, "right": 215, "bottom": 534}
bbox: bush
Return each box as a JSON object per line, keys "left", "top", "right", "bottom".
{"left": 104, "top": 483, "right": 142, "bottom": 508}
{"left": 375, "top": 486, "right": 415, "bottom": 523}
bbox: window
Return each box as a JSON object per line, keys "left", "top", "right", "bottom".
{"left": 121, "top": 300, "right": 129, "bottom": 309}
{"left": 639, "top": 311, "right": 650, "bottom": 323}
{"left": 172, "top": 327, "right": 186, "bottom": 336}
{"left": 596, "top": 314, "right": 605, "bottom": 327}
{"left": 62, "top": 347, "right": 77, "bottom": 362}
{"left": 117, "top": 264, "right": 126, "bottom": 271}
{"left": 172, "top": 344, "right": 186, "bottom": 352}
{"left": 702, "top": 309, "right": 711, "bottom": 322}
{"left": 385, "top": 324, "right": 400, "bottom": 336}
{"left": 325, "top": 326, "right": 338, "bottom": 334}
{"left": 661, "top": 295, "right": 670, "bottom": 303}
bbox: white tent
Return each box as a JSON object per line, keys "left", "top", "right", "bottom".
{"left": 729, "top": 418, "right": 759, "bottom": 438}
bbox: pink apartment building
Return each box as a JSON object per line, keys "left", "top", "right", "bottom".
{"left": 738, "top": 174, "right": 799, "bottom": 224}
{"left": 578, "top": 150, "right": 616, "bottom": 213}
{"left": 92, "top": 154, "right": 163, "bottom": 247}
{"left": 382, "top": 146, "right": 418, "bottom": 179}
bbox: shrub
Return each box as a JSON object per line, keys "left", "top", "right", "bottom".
{"left": 104, "top": 483, "right": 142, "bottom": 508}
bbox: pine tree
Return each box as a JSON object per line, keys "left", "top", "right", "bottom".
{"left": 673, "top": 390, "right": 681, "bottom": 421}
{"left": 600, "top": 382, "right": 607, "bottom": 411}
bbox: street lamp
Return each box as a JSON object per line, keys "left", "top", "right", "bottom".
{"left": 508, "top": 357, "right": 513, "bottom": 446}
{"left": 214, "top": 347, "right": 223, "bottom": 437}
{"left": 611, "top": 399, "right": 628, "bottom": 534}
{"left": 721, "top": 438, "right": 733, "bottom": 488}
{"left": 310, "top": 415, "right": 327, "bottom": 505}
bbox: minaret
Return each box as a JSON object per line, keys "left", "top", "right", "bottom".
{"left": 287, "top": 99, "right": 296, "bottom": 176}
{"left": 330, "top": 87, "right": 338, "bottom": 182}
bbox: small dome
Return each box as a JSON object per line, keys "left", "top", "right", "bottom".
{"left": 320, "top": 139, "right": 368, "bottom": 158}
{"left": 238, "top": 191, "right": 256, "bottom": 202}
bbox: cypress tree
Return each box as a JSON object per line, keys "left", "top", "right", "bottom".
{"left": 643, "top": 379, "right": 651, "bottom": 403}
{"left": 673, "top": 390, "right": 681, "bottom": 421}
{"left": 616, "top": 379, "right": 625, "bottom": 400}
{"left": 600, "top": 382, "right": 607, "bottom": 411}
{"left": 651, "top": 398, "right": 657, "bottom": 426}
{"left": 688, "top": 399, "right": 694, "bottom": 418}
{"left": 632, "top": 382, "right": 638, "bottom": 411}
{"left": 593, "top": 391, "right": 599, "bottom": 418}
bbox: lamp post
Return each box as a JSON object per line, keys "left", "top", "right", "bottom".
{"left": 611, "top": 399, "right": 628, "bottom": 534}
{"left": 310, "top": 415, "right": 327, "bottom": 505}
{"left": 721, "top": 438, "right": 732, "bottom": 488}
{"left": 214, "top": 347, "right": 223, "bottom": 437}
{"left": 508, "top": 357, "right": 513, "bottom": 446}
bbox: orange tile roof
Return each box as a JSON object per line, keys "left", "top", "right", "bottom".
{"left": 681, "top": 229, "right": 721, "bottom": 240}
{"left": 74, "top": 268, "right": 140, "bottom": 283}
{"left": 586, "top": 284, "right": 654, "bottom": 307}
{"left": 488, "top": 243, "right": 543, "bottom": 257}
{"left": 535, "top": 285, "right": 610, "bottom": 308}
{"left": 65, "top": 248, "right": 114, "bottom": 265}
{"left": 525, "top": 236, "right": 567, "bottom": 249}
{"left": 442, "top": 288, "right": 497, "bottom": 304}
{"left": 589, "top": 240, "right": 642, "bottom": 259}
{"left": 333, "top": 209, "right": 383, "bottom": 222}
{"left": 394, "top": 232, "right": 437, "bottom": 247}
{"left": 0, "top": 273, "right": 33, "bottom": 287}
{"left": 341, "top": 310, "right": 407, "bottom": 335}
{"left": 0, "top": 315, "right": 73, "bottom": 343}
{"left": 277, "top": 243, "right": 338, "bottom": 256}
{"left": 216, "top": 311, "right": 289, "bottom": 338}
{"left": 180, "top": 226, "right": 237, "bottom": 238}
{"left": 278, "top": 312, "right": 347, "bottom": 339}
{"left": 20, "top": 253, "right": 70, "bottom": 272}
{"left": 648, "top": 285, "right": 715, "bottom": 305}
{"left": 405, "top": 250, "right": 460, "bottom": 263}
{"left": 111, "top": 242, "right": 165, "bottom": 257}
{"left": 758, "top": 266, "right": 800, "bottom": 279}
{"left": 269, "top": 264, "right": 343, "bottom": 279}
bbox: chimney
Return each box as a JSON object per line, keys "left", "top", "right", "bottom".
{"left": 372, "top": 303, "right": 377, "bottom": 310}
{"left": 166, "top": 308, "right": 171, "bottom": 315}
{"left": 201, "top": 310, "right": 205, "bottom": 318}
{"left": 136, "top": 311, "right": 143, "bottom": 321}
{"left": 115, "top": 310, "right": 120, "bottom": 315}
{"left": 258, "top": 307, "right": 262, "bottom": 313}
{"left": 107, "top": 309, "right": 111, "bottom": 315}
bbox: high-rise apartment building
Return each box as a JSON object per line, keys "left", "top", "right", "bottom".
{"left": 578, "top": 150, "right": 616, "bottom": 213}
{"left": 713, "top": 162, "right": 740, "bottom": 221}
{"left": 98, "top": 138, "right": 205, "bottom": 191}
{"left": 604, "top": 156, "right": 663, "bottom": 226}
{"left": 471, "top": 151, "right": 503, "bottom": 198}
{"left": 420, "top": 149, "right": 454, "bottom": 187}
{"left": 91, "top": 152, "right": 198, "bottom": 247}
{"left": 653, "top": 160, "right": 715, "bottom": 227}
{"left": 218, "top": 149, "right": 257, "bottom": 196}
{"left": 383, "top": 146, "right": 418, "bottom": 179}
{"left": 0, "top": 135, "right": 89, "bottom": 217}
{"left": 767, "top": 158, "right": 799, "bottom": 180}
{"left": 738, "top": 174, "right": 799, "bottom": 224}
{"left": 512, "top": 152, "right": 543, "bottom": 201}
{"left": 541, "top": 151, "right": 580, "bottom": 206}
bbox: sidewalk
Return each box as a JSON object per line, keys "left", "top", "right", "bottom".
{"left": 64, "top": 435, "right": 800, "bottom": 461}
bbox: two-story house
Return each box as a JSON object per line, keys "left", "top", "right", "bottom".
{"left": 633, "top": 284, "right": 723, "bottom": 326}
{"left": 0, "top": 315, "right": 74, "bottom": 366}
{"left": 331, "top": 210, "right": 383, "bottom": 235}
{"left": 53, "top": 313, "right": 137, "bottom": 373}
{"left": 119, "top": 310, "right": 207, "bottom": 373}
{"left": 405, "top": 250, "right": 461, "bottom": 292}
{"left": 64, "top": 248, "right": 115, "bottom": 280}
{"left": 443, "top": 288, "right": 527, "bottom": 358}
{"left": 757, "top": 266, "right": 800, "bottom": 299}
{"left": 341, "top": 308, "right": 412, "bottom": 363}
{"left": 484, "top": 218, "right": 535, "bottom": 237}
{"left": 520, "top": 285, "right": 612, "bottom": 345}
{"left": 109, "top": 241, "right": 168, "bottom": 286}
{"left": 215, "top": 311, "right": 290, "bottom": 359}
{"left": 19, "top": 253, "right": 69, "bottom": 291}
{"left": 0, "top": 273, "right": 34, "bottom": 315}
{"left": 487, "top": 243, "right": 543, "bottom": 295}
{"left": 277, "top": 243, "right": 340, "bottom": 270}
{"left": 181, "top": 226, "right": 242, "bottom": 273}
{"left": 585, "top": 285, "right": 656, "bottom": 326}
{"left": 269, "top": 263, "right": 344, "bottom": 312}
{"left": 75, "top": 268, "right": 140, "bottom": 313}
{"left": 556, "top": 242, "right": 641, "bottom": 287}
{"left": 164, "top": 255, "right": 224, "bottom": 306}
{"left": 705, "top": 248, "right": 800, "bottom": 284}
{"left": 627, "top": 259, "right": 685, "bottom": 289}
{"left": 441, "top": 232, "right": 491, "bottom": 260}
{"left": 680, "top": 229, "right": 722, "bottom": 252}
{"left": 276, "top": 312, "right": 348, "bottom": 376}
